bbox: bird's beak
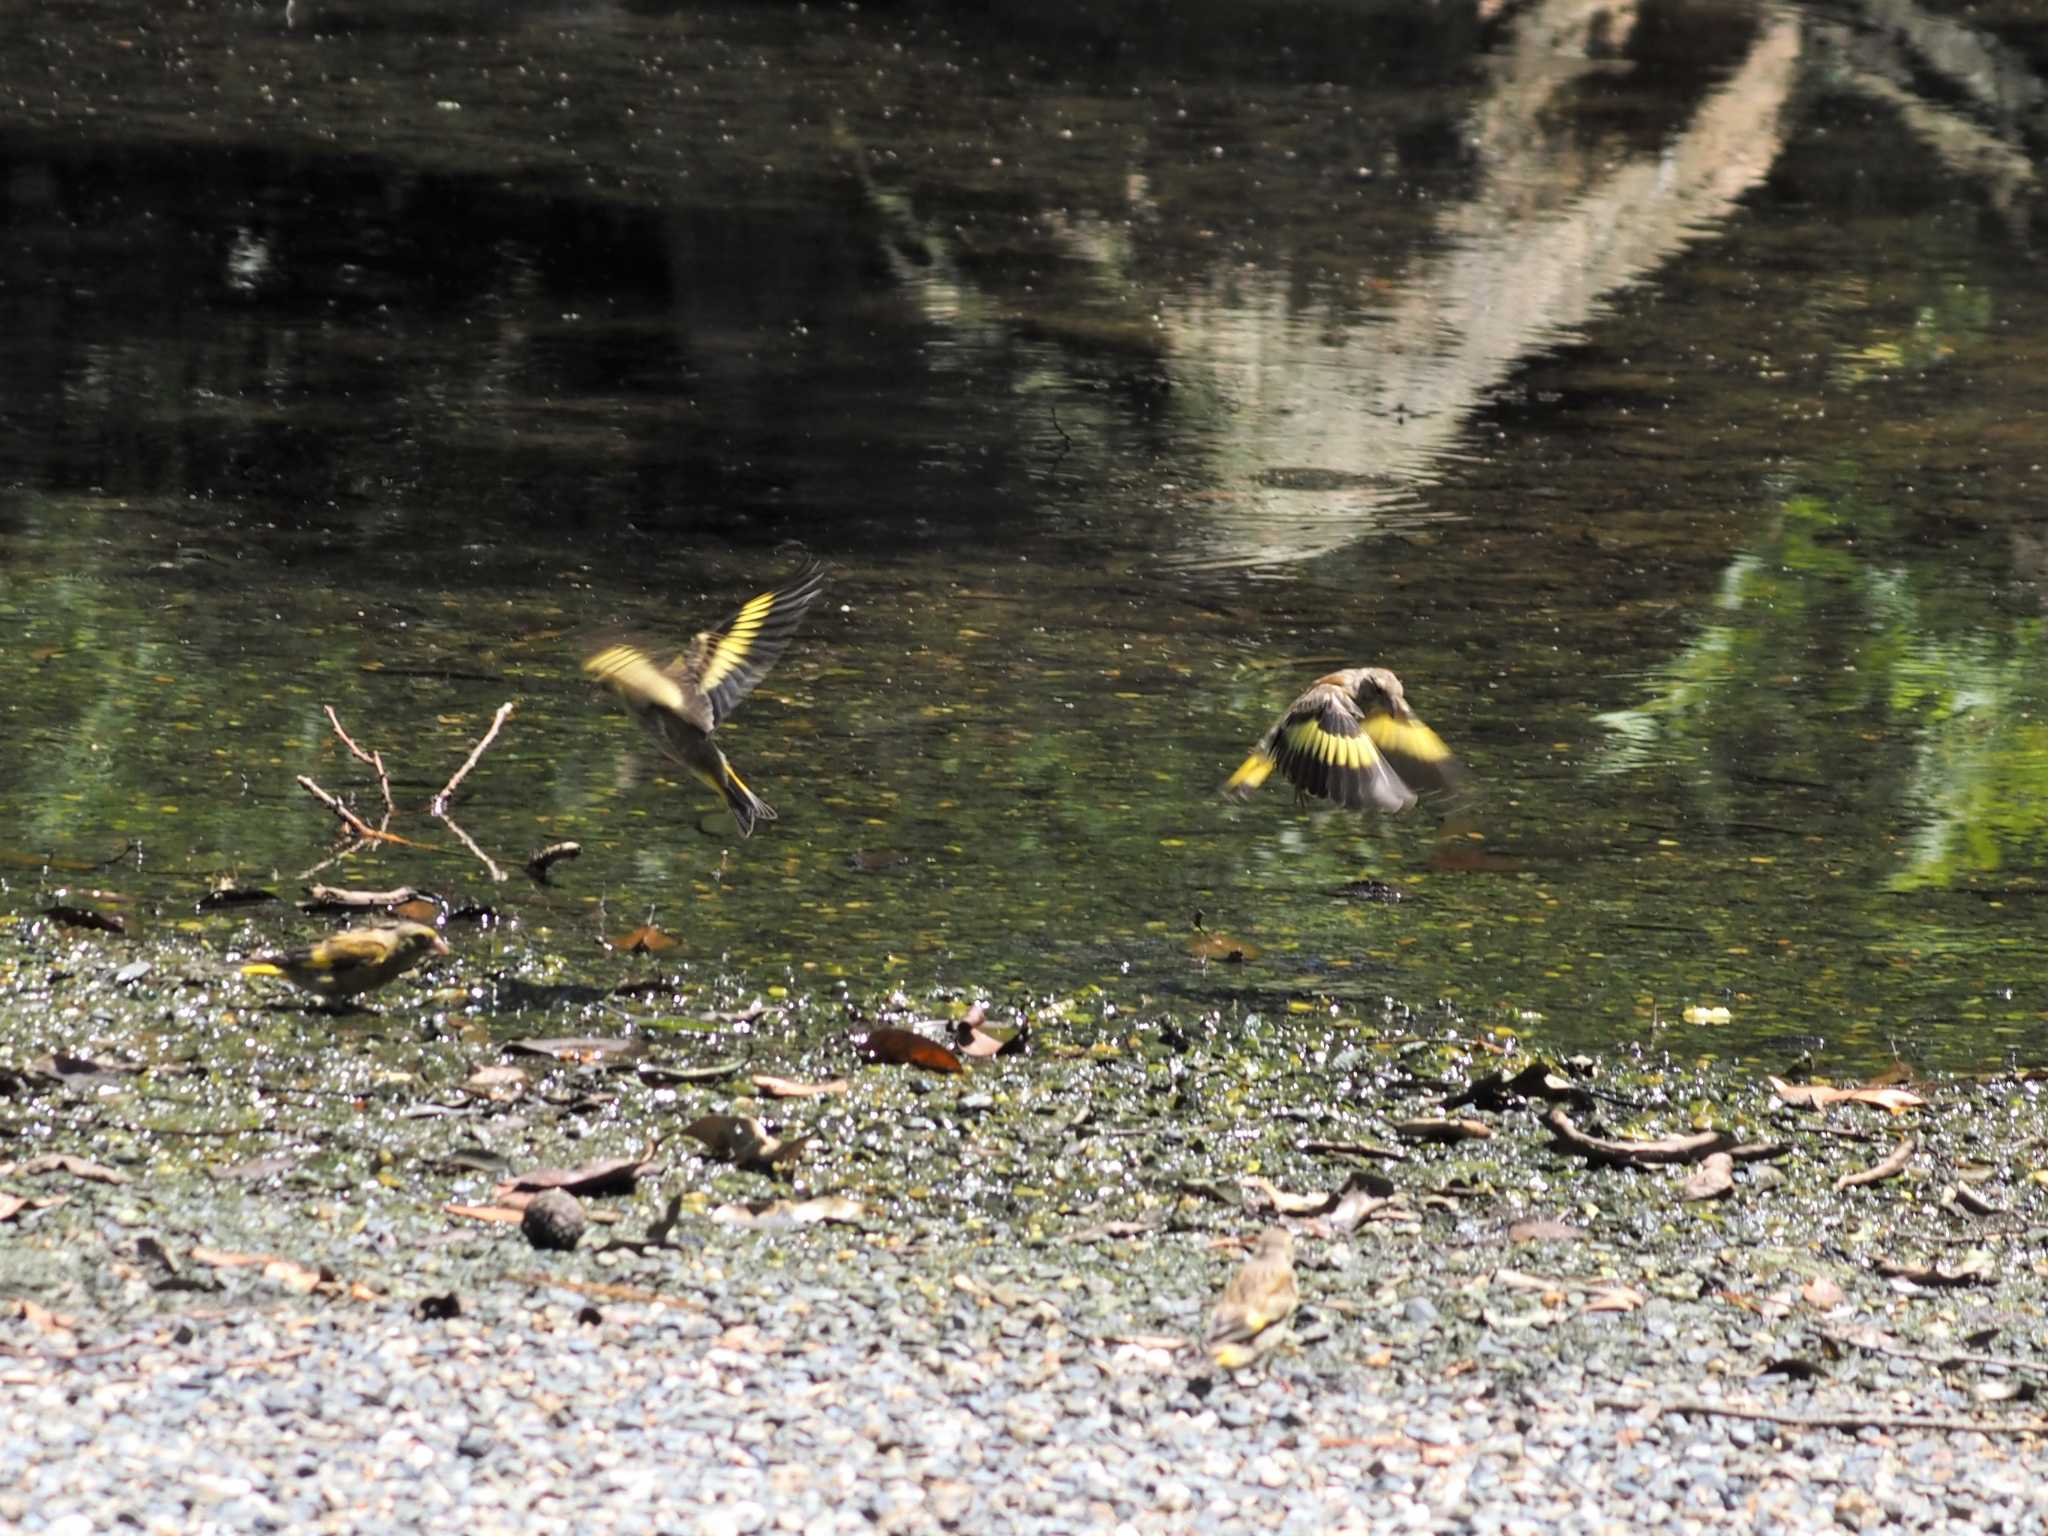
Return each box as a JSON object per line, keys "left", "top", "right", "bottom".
{"left": 429, "top": 934, "right": 451, "bottom": 955}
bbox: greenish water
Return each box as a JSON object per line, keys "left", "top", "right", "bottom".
{"left": 5, "top": 0, "right": 2048, "bottom": 1074}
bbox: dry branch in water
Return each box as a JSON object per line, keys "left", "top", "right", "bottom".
{"left": 433, "top": 702, "right": 516, "bottom": 815}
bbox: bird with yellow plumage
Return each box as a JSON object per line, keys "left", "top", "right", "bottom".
{"left": 581, "top": 561, "right": 829, "bottom": 837}
{"left": 1223, "top": 665, "right": 1460, "bottom": 814}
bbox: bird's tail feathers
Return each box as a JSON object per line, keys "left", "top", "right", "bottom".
{"left": 702, "top": 752, "right": 777, "bottom": 838}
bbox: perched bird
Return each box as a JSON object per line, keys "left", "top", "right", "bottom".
{"left": 1206, "top": 1225, "right": 1300, "bottom": 1370}
{"left": 580, "top": 561, "right": 829, "bottom": 837}
{"left": 240, "top": 920, "right": 448, "bottom": 1003}
{"left": 1223, "top": 666, "right": 1459, "bottom": 813}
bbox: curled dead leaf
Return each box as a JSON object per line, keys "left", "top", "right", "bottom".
{"left": 499, "top": 1155, "right": 655, "bottom": 1199}
{"left": 504, "top": 1037, "right": 649, "bottom": 1066}
{"left": 683, "top": 1114, "right": 809, "bottom": 1171}
{"left": 853, "top": 1026, "right": 964, "bottom": 1075}
{"left": 750, "top": 1074, "right": 850, "bottom": 1100}
{"left": 1681, "top": 1151, "right": 1737, "bottom": 1203}
{"left": 710, "top": 1195, "right": 863, "bottom": 1228}
{"left": 1392, "top": 1117, "right": 1493, "bottom": 1144}
{"left": 611, "top": 925, "right": 677, "bottom": 954}
{"left": 1770, "top": 1076, "right": 1926, "bottom": 1114}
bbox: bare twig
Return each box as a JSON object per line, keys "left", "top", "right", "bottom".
{"left": 1822, "top": 1327, "right": 2048, "bottom": 1381}
{"left": 322, "top": 706, "right": 393, "bottom": 817}
{"left": 1543, "top": 1107, "right": 1736, "bottom": 1168}
{"left": 295, "top": 776, "right": 379, "bottom": 841}
{"left": 433, "top": 702, "right": 516, "bottom": 815}
{"left": 1597, "top": 1396, "right": 2048, "bottom": 1436}
{"left": 1837, "top": 1134, "right": 1917, "bottom": 1190}
{"left": 300, "top": 885, "right": 428, "bottom": 912}
{"left": 439, "top": 814, "right": 506, "bottom": 883}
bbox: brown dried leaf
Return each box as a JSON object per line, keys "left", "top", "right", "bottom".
{"left": 853, "top": 1026, "right": 965, "bottom": 1075}
{"left": 20, "top": 1154, "right": 129, "bottom": 1185}
{"left": 1238, "top": 1175, "right": 1333, "bottom": 1216}
{"left": 462, "top": 1065, "right": 529, "bottom": 1102}
{"left": 1681, "top": 1151, "right": 1737, "bottom": 1203}
{"left": 682, "top": 1115, "right": 809, "bottom": 1171}
{"left": 1801, "top": 1274, "right": 1847, "bottom": 1309}
{"left": 499, "top": 1156, "right": 654, "bottom": 1199}
{"left": 17, "top": 1298, "right": 75, "bottom": 1334}
{"left": 446, "top": 1202, "right": 528, "bottom": 1225}
{"left": 1768, "top": 1076, "right": 1927, "bottom": 1114}
{"left": 1874, "top": 1255, "right": 1993, "bottom": 1288}
{"left": 1507, "top": 1218, "right": 1585, "bottom": 1244}
{"left": 1543, "top": 1107, "right": 1734, "bottom": 1167}
{"left": 504, "top": 1037, "right": 648, "bottom": 1065}
{"left": 750, "top": 1074, "right": 851, "bottom": 1100}
{"left": 611, "top": 925, "right": 677, "bottom": 954}
{"left": 1392, "top": 1117, "right": 1493, "bottom": 1144}
{"left": 1580, "top": 1285, "right": 1646, "bottom": 1314}
{"left": 709, "top": 1195, "right": 864, "bottom": 1228}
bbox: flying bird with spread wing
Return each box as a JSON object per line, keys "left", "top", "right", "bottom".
{"left": 1223, "top": 665, "right": 1459, "bottom": 813}
{"left": 581, "top": 560, "right": 830, "bottom": 837}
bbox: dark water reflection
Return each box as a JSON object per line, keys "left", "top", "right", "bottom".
{"left": 4, "top": 0, "right": 2048, "bottom": 1071}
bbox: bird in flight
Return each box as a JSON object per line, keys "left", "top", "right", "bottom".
{"left": 581, "top": 561, "right": 830, "bottom": 837}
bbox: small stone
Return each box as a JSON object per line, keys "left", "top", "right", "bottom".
{"left": 523, "top": 1189, "right": 587, "bottom": 1251}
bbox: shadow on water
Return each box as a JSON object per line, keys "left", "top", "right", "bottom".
{"left": 4, "top": 0, "right": 2048, "bottom": 1073}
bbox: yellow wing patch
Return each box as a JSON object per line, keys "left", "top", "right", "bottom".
{"left": 1282, "top": 718, "right": 1380, "bottom": 769}
{"left": 1222, "top": 749, "right": 1277, "bottom": 796}
{"left": 583, "top": 642, "right": 689, "bottom": 714}
{"left": 696, "top": 589, "right": 777, "bottom": 698}
{"left": 1364, "top": 713, "right": 1453, "bottom": 767}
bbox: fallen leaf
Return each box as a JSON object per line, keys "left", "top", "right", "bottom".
{"left": 750, "top": 1074, "right": 851, "bottom": 1099}
{"left": 1681, "top": 1152, "right": 1736, "bottom": 1202}
{"left": 611, "top": 925, "right": 677, "bottom": 954}
{"left": 498, "top": 1156, "right": 654, "bottom": 1199}
{"left": 1507, "top": 1218, "right": 1584, "bottom": 1244}
{"left": 17, "top": 1298, "right": 75, "bottom": 1335}
{"left": 1238, "top": 1175, "right": 1332, "bottom": 1216}
{"left": 683, "top": 1114, "right": 809, "bottom": 1171}
{"left": 1580, "top": 1285, "right": 1645, "bottom": 1314}
{"left": 634, "top": 1061, "right": 743, "bottom": 1086}
{"left": 1392, "top": 1117, "right": 1493, "bottom": 1144}
{"left": 709, "top": 1195, "right": 864, "bottom": 1228}
{"left": 20, "top": 1154, "right": 129, "bottom": 1185}
{"left": 462, "top": 1065, "right": 529, "bottom": 1101}
{"left": 446, "top": 1203, "right": 528, "bottom": 1225}
{"left": 1770, "top": 1076, "right": 1926, "bottom": 1114}
{"left": 853, "top": 1026, "right": 964, "bottom": 1075}
{"left": 1801, "top": 1274, "right": 1846, "bottom": 1309}
{"left": 43, "top": 903, "right": 125, "bottom": 934}
{"left": 504, "top": 1037, "right": 648, "bottom": 1066}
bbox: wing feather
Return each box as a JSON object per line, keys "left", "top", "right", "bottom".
{"left": 694, "top": 561, "right": 831, "bottom": 724}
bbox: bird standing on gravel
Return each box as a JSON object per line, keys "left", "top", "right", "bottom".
{"left": 240, "top": 920, "right": 448, "bottom": 1004}
{"left": 1223, "top": 665, "right": 1459, "bottom": 813}
{"left": 581, "top": 561, "right": 829, "bottom": 837}
{"left": 1205, "top": 1225, "right": 1300, "bottom": 1370}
